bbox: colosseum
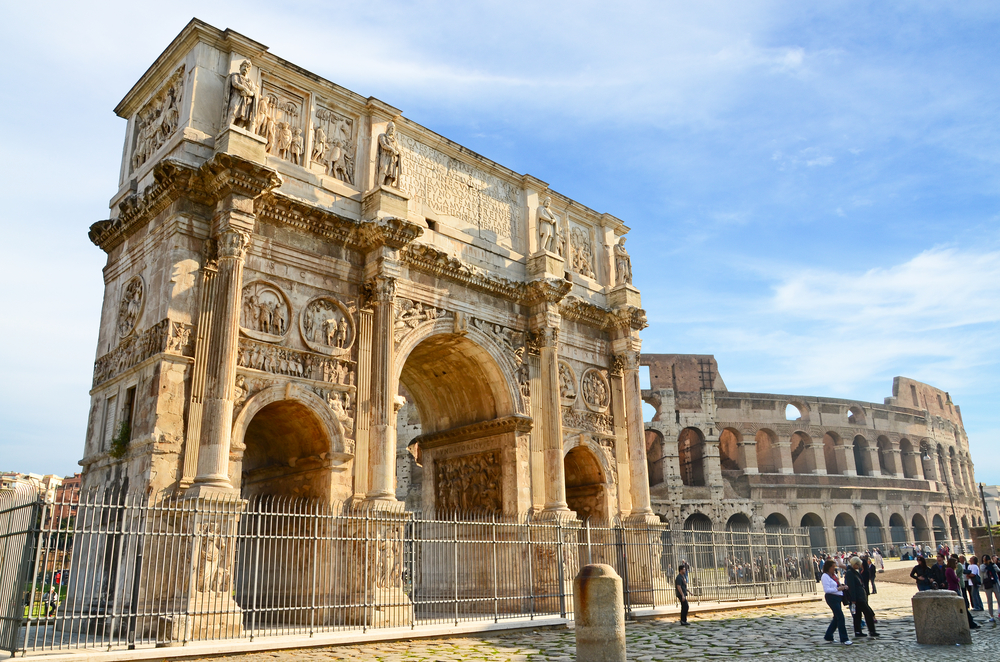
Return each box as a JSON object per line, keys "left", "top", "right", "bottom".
{"left": 636, "top": 354, "right": 983, "bottom": 553}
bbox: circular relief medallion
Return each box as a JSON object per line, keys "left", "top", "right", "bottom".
{"left": 299, "top": 296, "right": 356, "bottom": 356}
{"left": 558, "top": 360, "right": 578, "bottom": 407}
{"left": 581, "top": 368, "right": 611, "bottom": 413}
{"left": 240, "top": 281, "right": 292, "bottom": 342}
{"left": 117, "top": 275, "right": 144, "bottom": 337}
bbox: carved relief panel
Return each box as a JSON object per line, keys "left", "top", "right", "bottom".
{"left": 240, "top": 281, "right": 291, "bottom": 342}
{"left": 255, "top": 77, "right": 306, "bottom": 165}
{"left": 299, "top": 296, "right": 355, "bottom": 356}
{"left": 581, "top": 368, "right": 611, "bottom": 413}
{"left": 130, "top": 66, "right": 185, "bottom": 173}
{"left": 117, "top": 276, "right": 145, "bottom": 337}
{"left": 312, "top": 105, "right": 357, "bottom": 186}
{"left": 434, "top": 450, "right": 502, "bottom": 514}
{"left": 394, "top": 299, "right": 448, "bottom": 344}
{"left": 558, "top": 360, "right": 578, "bottom": 406}
{"left": 569, "top": 223, "right": 596, "bottom": 279}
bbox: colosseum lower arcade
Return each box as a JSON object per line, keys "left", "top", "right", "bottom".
{"left": 639, "top": 354, "right": 983, "bottom": 553}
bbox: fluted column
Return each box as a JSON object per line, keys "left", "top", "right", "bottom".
{"left": 189, "top": 229, "right": 251, "bottom": 495}
{"left": 366, "top": 276, "right": 398, "bottom": 502}
{"left": 617, "top": 350, "right": 653, "bottom": 517}
{"left": 538, "top": 327, "right": 570, "bottom": 516}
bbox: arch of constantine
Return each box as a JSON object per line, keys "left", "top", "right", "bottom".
{"left": 81, "top": 19, "right": 652, "bottom": 523}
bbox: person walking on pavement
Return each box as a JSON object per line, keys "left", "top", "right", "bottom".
{"left": 862, "top": 555, "right": 877, "bottom": 595}
{"left": 675, "top": 563, "right": 690, "bottom": 625}
{"left": 821, "top": 559, "right": 852, "bottom": 645}
{"left": 846, "top": 557, "right": 879, "bottom": 638}
{"left": 965, "top": 555, "right": 984, "bottom": 611}
{"left": 946, "top": 557, "right": 981, "bottom": 630}
{"left": 979, "top": 554, "right": 1000, "bottom": 623}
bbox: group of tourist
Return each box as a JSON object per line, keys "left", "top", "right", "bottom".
{"left": 820, "top": 555, "right": 880, "bottom": 644}
{"left": 724, "top": 555, "right": 807, "bottom": 584}
{"left": 910, "top": 552, "right": 1000, "bottom": 625}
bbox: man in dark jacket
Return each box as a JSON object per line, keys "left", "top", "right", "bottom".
{"left": 863, "top": 556, "right": 877, "bottom": 594}
{"left": 846, "top": 557, "right": 879, "bottom": 637}
{"left": 929, "top": 554, "right": 948, "bottom": 589}
{"left": 675, "top": 564, "right": 689, "bottom": 625}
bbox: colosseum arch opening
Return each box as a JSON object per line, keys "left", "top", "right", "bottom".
{"left": 718, "top": 428, "right": 741, "bottom": 472}
{"left": 899, "top": 438, "right": 918, "bottom": 478}
{"left": 645, "top": 429, "right": 664, "bottom": 487}
{"left": 801, "top": 513, "right": 827, "bottom": 553}
{"left": 790, "top": 431, "right": 818, "bottom": 474}
{"left": 823, "top": 433, "right": 843, "bottom": 475}
{"left": 677, "top": 427, "right": 706, "bottom": 487}
{"left": 726, "top": 513, "right": 751, "bottom": 531}
{"left": 876, "top": 436, "right": 893, "bottom": 476}
{"left": 834, "top": 513, "right": 858, "bottom": 549}
{"left": 853, "top": 436, "right": 872, "bottom": 476}
{"left": 932, "top": 514, "right": 948, "bottom": 546}
{"left": 912, "top": 514, "right": 931, "bottom": 546}
{"left": 764, "top": 513, "right": 790, "bottom": 531}
{"left": 863, "top": 513, "right": 883, "bottom": 547}
{"left": 755, "top": 428, "right": 779, "bottom": 473}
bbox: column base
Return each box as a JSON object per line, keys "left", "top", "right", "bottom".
{"left": 184, "top": 481, "right": 239, "bottom": 500}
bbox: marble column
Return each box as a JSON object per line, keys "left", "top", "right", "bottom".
{"left": 617, "top": 351, "right": 653, "bottom": 518}
{"left": 188, "top": 229, "right": 251, "bottom": 496}
{"left": 538, "top": 327, "right": 570, "bottom": 516}
{"left": 366, "top": 276, "right": 398, "bottom": 502}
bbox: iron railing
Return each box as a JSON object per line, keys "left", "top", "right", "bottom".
{"left": 0, "top": 487, "right": 816, "bottom": 655}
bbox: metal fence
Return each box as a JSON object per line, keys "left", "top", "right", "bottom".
{"left": 0, "top": 487, "right": 815, "bottom": 655}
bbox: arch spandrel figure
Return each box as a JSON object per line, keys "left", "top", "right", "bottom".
{"left": 376, "top": 120, "right": 402, "bottom": 188}
{"left": 221, "top": 59, "right": 258, "bottom": 131}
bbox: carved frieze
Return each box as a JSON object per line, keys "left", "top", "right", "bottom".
{"left": 434, "top": 450, "right": 502, "bottom": 514}
{"left": 313, "top": 106, "right": 357, "bottom": 185}
{"left": 558, "top": 361, "right": 578, "bottom": 406}
{"left": 581, "top": 368, "right": 611, "bottom": 413}
{"left": 299, "top": 296, "right": 356, "bottom": 356}
{"left": 117, "top": 276, "right": 145, "bottom": 337}
{"left": 394, "top": 299, "right": 449, "bottom": 344}
{"left": 131, "top": 65, "right": 184, "bottom": 173}
{"left": 94, "top": 318, "right": 193, "bottom": 387}
{"left": 237, "top": 337, "right": 355, "bottom": 386}
{"left": 397, "top": 134, "right": 523, "bottom": 250}
{"left": 240, "top": 281, "right": 291, "bottom": 342}
{"left": 562, "top": 407, "right": 614, "bottom": 436}
{"left": 256, "top": 78, "right": 305, "bottom": 165}
{"left": 310, "top": 385, "right": 356, "bottom": 440}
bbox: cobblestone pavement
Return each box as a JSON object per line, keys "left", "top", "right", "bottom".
{"left": 196, "top": 581, "right": 999, "bottom": 661}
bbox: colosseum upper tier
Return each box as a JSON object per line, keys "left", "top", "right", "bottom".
{"left": 640, "top": 354, "right": 982, "bottom": 553}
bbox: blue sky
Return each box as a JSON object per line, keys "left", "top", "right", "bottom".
{"left": 1, "top": 1, "right": 998, "bottom": 485}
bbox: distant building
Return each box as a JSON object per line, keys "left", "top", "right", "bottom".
{"left": 0, "top": 472, "right": 63, "bottom": 501}
{"left": 983, "top": 485, "right": 1000, "bottom": 527}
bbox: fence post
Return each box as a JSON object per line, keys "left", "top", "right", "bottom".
{"left": 556, "top": 519, "right": 566, "bottom": 619}
{"left": 491, "top": 513, "right": 499, "bottom": 623}
{"left": 126, "top": 494, "right": 145, "bottom": 649}
{"left": 614, "top": 522, "right": 632, "bottom": 619}
{"left": 453, "top": 511, "right": 460, "bottom": 626}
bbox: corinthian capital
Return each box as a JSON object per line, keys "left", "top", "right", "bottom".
{"left": 612, "top": 351, "right": 640, "bottom": 374}
{"left": 363, "top": 275, "right": 397, "bottom": 304}
{"left": 217, "top": 229, "right": 252, "bottom": 259}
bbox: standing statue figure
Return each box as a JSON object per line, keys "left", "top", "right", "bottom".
{"left": 614, "top": 237, "right": 632, "bottom": 285}
{"left": 376, "top": 120, "right": 402, "bottom": 188}
{"left": 537, "top": 196, "right": 559, "bottom": 253}
{"left": 290, "top": 128, "right": 304, "bottom": 165}
{"left": 221, "top": 59, "right": 258, "bottom": 130}
{"left": 312, "top": 125, "right": 328, "bottom": 164}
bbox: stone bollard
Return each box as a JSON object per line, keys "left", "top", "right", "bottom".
{"left": 574, "top": 564, "right": 626, "bottom": 662}
{"left": 911, "top": 590, "right": 972, "bottom": 645}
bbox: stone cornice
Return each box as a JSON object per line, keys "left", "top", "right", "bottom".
{"left": 256, "top": 192, "right": 357, "bottom": 245}
{"left": 559, "top": 297, "right": 613, "bottom": 329}
{"left": 89, "top": 159, "right": 204, "bottom": 252}
{"left": 522, "top": 278, "right": 573, "bottom": 306}
{"left": 400, "top": 243, "right": 528, "bottom": 301}
{"left": 410, "top": 415, "right": 533, "bottom": 450}
{"left": 355, "top": 216, "right": 424, "bottom": 250}
{"left": 202, "top": 153, "right": 283, "bottom": 201}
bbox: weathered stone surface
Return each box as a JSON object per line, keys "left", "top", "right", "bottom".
{"left": 911, "top": 590, "right": 971, "bottom": 645}
{"left": 574, "top": 564, "right": 625, "bottom": 662}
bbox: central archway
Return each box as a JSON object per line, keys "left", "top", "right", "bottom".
{"left": 396, "top": 327, "right": 522, "bottom": 515}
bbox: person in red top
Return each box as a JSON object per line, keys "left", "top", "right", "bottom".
{"left": 947, "top": 558, "right": 981, "bottom": 629}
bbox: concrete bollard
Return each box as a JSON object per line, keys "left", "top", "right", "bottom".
{"left": 911, "top": 590, "right": 972, "bottom": 645}
{"left": 574, "top": 564, "right": 626, "bottom": 662}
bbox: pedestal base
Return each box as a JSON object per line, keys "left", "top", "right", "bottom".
{"left": 214, "top": 126, "right": 268, "bottom": 163}
{"left": 607, "top": 283, "right": 641, "bottom": 309}
{"left": 528, "top": 251, "right": 566, "bottom": 279}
